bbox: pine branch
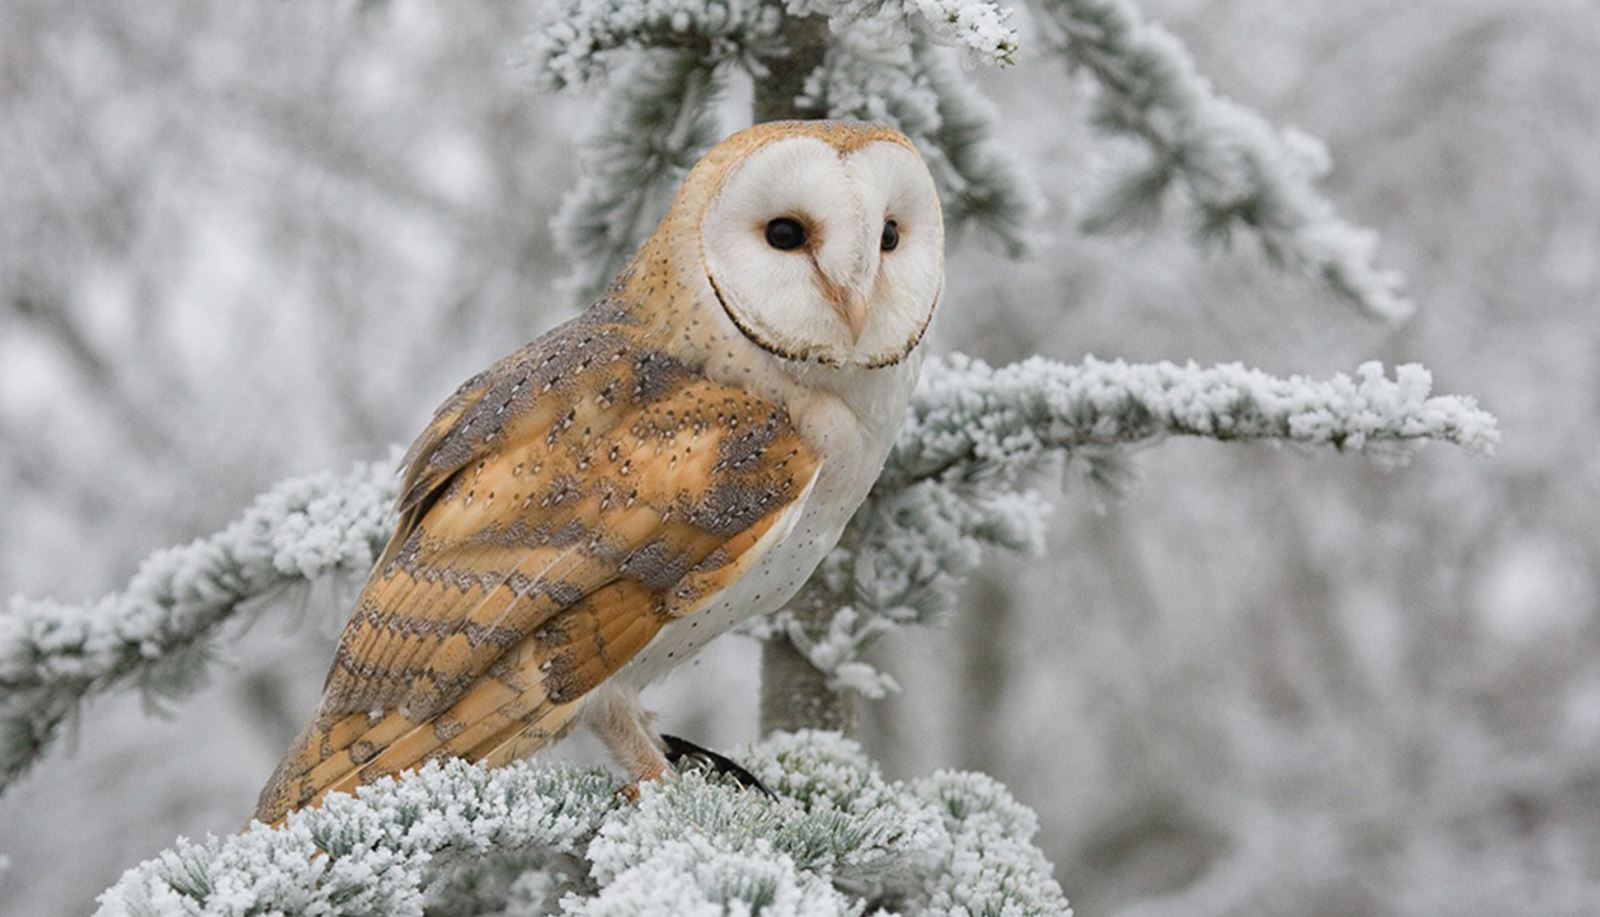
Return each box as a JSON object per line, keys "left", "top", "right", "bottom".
{"left": 752, "top": 353, "right": 1499, "bottom": 697}
{"left": 93, "top": 732, "right": 1069, "bottom": 916}
{"left": 0, "top": 356, "right": 1494, "bottom": 786}
{"left": 886, "top": 354, "right": 1498, "bottom": 488}
{"left": 1033, "top": 0, "right": 1414, "bottom": 321}
{"left": 526, "top": 0, "right": 784, "bottom": 89}
{"left": 919, "top": 43, "right": 1035, "bottom": 255}
{"left": 794, "top": 0, "right": 1020, "bottom": 66}
{"left": 794, "top": 30, "right": 1035, "bottom": 256}
{"left": 552, "top": 50, "right": 727, "bottom": 305}
{"left": 0, "top": 456, "right": 398, "bottom": 790}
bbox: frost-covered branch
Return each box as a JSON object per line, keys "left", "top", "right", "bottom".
{"left": 553, "top": 50, "right": 728, "bottom": 304}
{"left": 95, "top": 731, "right": 1068, "bottom": 917}
{"left": 888, "top": 354, "right": 1497, "bottom": 485}
{"left": 536, "top": 0, "right": 1031, "bottom": 277}
{"left": 795, "top": 0, "right": 1020, "bottom": 66}
{"left": 0, "top": 457, "right": 397, "bottom": 790}
{"left": 760, "top": 354, "right": 1499, "bottom": 697}
{"left": 920, "top": 44, "right": 1035, "bottom": 254}
{"left": 528, "top": 0, "right": 1018, "bottom": 90}
{"left": 1033, "top": 0, "right": 1413, "bottom": 321}
{"left": 795, "top": 32, "right": 1034, "bottom": 255}
{"left": 527, "top": 0, "right": 783, "bottom": 89}
{"left": 0, "top": 356, "right": 1495, "bottom": 783}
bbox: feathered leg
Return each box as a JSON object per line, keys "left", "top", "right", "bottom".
{"left": 584, "top": 684, "right": 670, "bottom": 782}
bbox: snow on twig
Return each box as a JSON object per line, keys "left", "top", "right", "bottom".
{"left": 553, "top": 50, "right": 728, "bottom": 306}
{"left": 1, "top": 356, "right": 1495, "bottom": 784}
{"left": 760, "top": 354, "right": 1498, "bottom": 696}
{"left": 528, "top": 0, "right": 783, "bottom": 89}
{"left": 793, "top": 0, "right": 1020, "bottom": 66}
{"left": 1034, "top": 0, "right": 1414, "bottom": 321}
{"left": 0, "top": 457, "right": 397, "bottom": 790}
{"left": 95, "top": 732, "right": 1069, "bottom": 917}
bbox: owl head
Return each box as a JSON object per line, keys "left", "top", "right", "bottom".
{"left": 645, "top": 121, "right": 945, "bottom": 369}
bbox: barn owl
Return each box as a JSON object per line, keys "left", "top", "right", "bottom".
{"left": 254, "top": 120, "right": 944, "bottom": 824}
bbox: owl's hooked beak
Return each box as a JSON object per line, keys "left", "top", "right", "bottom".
{"left": 815, "top": 270, "right": 869, "bottom": 343}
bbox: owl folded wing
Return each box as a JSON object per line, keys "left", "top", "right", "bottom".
{"left": 254, "top": 312, "right": 819, "bottom": 824}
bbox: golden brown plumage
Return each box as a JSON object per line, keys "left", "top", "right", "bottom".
{"left": 254, "top": 303, "right": 819, "bottom": 823}
{"left": 255, "top": 120, "right": 944, "bottom": 824}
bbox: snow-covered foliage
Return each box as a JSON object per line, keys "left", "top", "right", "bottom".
{"left": 529, "top": 0, "right": 783, "bottom": 90}
{"left": 532, "top": 0, "right": 1405, "bottom": 316}
{"left": 796, "top": 33, "right": 1035, "bottom": 256}
{"left": 758, "top": 354, "right": 1499, "bottom": 696}
{"left": 535, "top": 0, "right": 1029, "bottom": 301}
{"left": 793, "top": 0, "right": 1020, "bottom": 66}
{"left": 1034, "top": 0, "right": 1412, "bottom": 321}
{"left": 95, "top": 731, "right": 1068, "bottom": 917}
{"left": 0, "top": 456, "right": 397, "bottom": 790}
{"left": 529, "top": 0, "right": 1017, "bottom": 88}
{"left": 1, "top": 355, "right": 1494, "bottom": 785}
{"left": 552, "top": 50, "right": 728, "bottom": 303}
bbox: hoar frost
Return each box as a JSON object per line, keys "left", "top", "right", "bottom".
{"left": 755, "top": 354, "right": 1498, "bottom": 697}
{"left": 95, "top": 731, "right": 1070, "bottom": 917}
{"left": 1035, "top": 0, "right": 1413, "bottom": 320}
{"left": 1, "top": 356, "right": 1495, "bottom": 787}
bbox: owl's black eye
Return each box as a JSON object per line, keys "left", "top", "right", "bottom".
{"left": 880, "top": 219, "right": 899, "bottom": 252}
{"left": 765, "top": 217, "right": 806, "bottom": 251}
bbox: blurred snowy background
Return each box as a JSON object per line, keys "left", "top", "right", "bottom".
{"left": 2, "top": 1, "right": 1596, "bottom": 914}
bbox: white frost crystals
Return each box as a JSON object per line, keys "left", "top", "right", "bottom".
{"left": 792, "top": 0, "right": 1020, "bottom": 66}
{"left": 1036, "top": 0, "right": 1414, "bottom": 321}
{"left": 765, "top": 354, "right": 1499, "bottom": 697}
{"left": 530, "top": 0, "right": 785, "bottom": 90}
{"left": 95, "top": 731, "right": 1070, "bottom": 917}
{"left": 0, "top": 356, "right": 1496, "bottom": 789}
{"left": 0, "top": 454, "right": 399, "bottom": 789}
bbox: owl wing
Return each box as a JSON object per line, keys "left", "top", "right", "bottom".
{"left": 254, "top": 307, "right": 819, "bottom": 824}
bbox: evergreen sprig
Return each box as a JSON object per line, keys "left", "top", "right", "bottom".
{"left": 0, "top": 355, "right": 1495, "bottom": 786}
{"left": 1033, "top": 0, "right": 1413, "bottom": 320}
{"left": 0, "top": 455, "right": 398, "bottom": 791}
{"left": 95, "top": 732, "right": 1069, "bottom": 917}
{"left": 755, "top": 354, "right": 1498, "bottom": 697}
{"left": 552, "top": 50, "right": 729, "bottom": 304}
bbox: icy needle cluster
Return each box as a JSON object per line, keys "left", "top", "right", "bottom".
{"left": 95, "top": 731, "right": 1069, "bottom": 917}
{"left": 552, "top": 50, "right": 729, "bottom": 303}
{"left": 774, "top": 354, "right": 1499, "bottom": 696}
{"left": 0, "top": 357, "right": 1495, "bottom": 783}
{"left": 528, "top": 0, "right": 783, "bottom": 90}
{"left": 794, "top": 30, "right": 1035, "bottom": 256}
{"left": 793, "top": 0, "right": 1020, "bottom": 66}
{"left": 0, "top": 456, "right": 398, "bottom": 790}
{"left": 1034, "top": 0, "right": 1413, "bottom": 320}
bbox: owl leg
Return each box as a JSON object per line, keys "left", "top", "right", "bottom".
{"left": 582, "top": 686, "right": 771, "bottom": 797}
{"left": 584, "top": 684, "right": 670, "bottom": 783}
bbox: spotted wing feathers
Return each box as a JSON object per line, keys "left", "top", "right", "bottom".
{"left": 255, "top": 306, "right": 818, "bottom": 824}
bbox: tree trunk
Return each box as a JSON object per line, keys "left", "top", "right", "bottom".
{"left": 750, "top": 16, "right": 829, "bottom": 124}
{"left": 751, "top": 17, "right": 857, "bottom": 736}
{"left": 760, "top": 583, "right": 858, "bottom": 736}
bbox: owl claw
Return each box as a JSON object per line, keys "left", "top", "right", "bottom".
{"left": 660, "top": 733, "right": 775, "bottom": 799}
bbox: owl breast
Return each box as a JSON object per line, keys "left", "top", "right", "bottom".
{"left": 610, "top": 351, "right": 922, "bottom": 690}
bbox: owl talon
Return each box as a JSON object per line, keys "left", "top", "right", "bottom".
{"left": 615, "top": 783, "right": 641, "bottom": 803}
{"left": 660, "top": 733, "right": 775, "bottom": 799}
